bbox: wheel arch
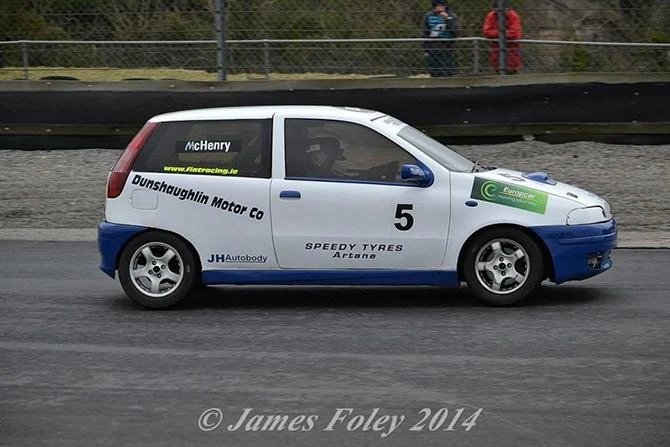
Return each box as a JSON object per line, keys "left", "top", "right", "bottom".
{"left": 456, "top": 223, "right": 555, "bottom": 282}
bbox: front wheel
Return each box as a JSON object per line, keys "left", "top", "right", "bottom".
{"left": 118, "top": 231, "right": 198, "bottom": 309}
{"left": 462, "top": 227, "right": 545, "bottom": 306}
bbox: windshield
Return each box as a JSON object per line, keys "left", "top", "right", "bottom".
{"left": 397, "top": 126, "right": 474, "bottom": 173}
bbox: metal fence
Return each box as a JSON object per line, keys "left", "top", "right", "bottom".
{"left": 1, "top": 38, "right": 670, "bottom": 80}
{"left": 1, "top": 0, "right": 669, "bottom": 80}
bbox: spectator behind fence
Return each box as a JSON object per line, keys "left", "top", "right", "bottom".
{"left": 482, "top": 0, "right": 523, "bottom": 74}
{"left": 422, "top": 0, "right": 460, "bottom": 77}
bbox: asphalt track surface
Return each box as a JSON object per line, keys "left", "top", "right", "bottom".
{"left": 1, "top": 241, "right": 668, "bottom": 446}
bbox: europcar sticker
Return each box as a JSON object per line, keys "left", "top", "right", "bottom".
{"left": 471, "top": 177, "right": 548, "bottom": 214}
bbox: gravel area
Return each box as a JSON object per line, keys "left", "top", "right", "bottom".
{"left": 0, "top": 142, "right": 668, "bottom": 231}
{"left": 1, "top": 149, "right": 121, "bottom": 229}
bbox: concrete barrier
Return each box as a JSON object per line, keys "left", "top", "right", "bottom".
{"left": 2, "top": 73, "right": 669, "bottom": 149}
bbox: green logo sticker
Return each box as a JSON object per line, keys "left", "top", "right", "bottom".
{"left": 471, "top": 177, "right": 548, "bottom": 214}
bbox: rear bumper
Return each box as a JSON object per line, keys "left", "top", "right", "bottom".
{"left": 530, "top": 219, "right": 617, "bottom": 284}
{"left": 98, "top": 222, "right": 147, "bottom": 278}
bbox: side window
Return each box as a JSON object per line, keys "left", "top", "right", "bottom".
{"left": 284, "top": 119, "right": 417, "bottom": 183}
{"left": 134, "top": 119, "right": 272, "bottom": 178}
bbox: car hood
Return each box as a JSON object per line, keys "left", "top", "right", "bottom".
{"left": 475, "top": 168, "right": 612, "bottom": 217}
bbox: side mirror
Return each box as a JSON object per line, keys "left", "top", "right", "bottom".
{"left": 401, "top": 164, "right": 432, "bottom": 187}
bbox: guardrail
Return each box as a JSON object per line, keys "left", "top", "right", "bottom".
{"left": 1, "top": 38, "right": 670, "bottom": 81}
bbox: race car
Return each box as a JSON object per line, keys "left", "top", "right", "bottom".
{"left": 98, "top": 106, "right": 616, "bottom": 308}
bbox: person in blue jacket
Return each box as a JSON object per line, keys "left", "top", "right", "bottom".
{"left": 422, "top": 0, "right": 460, "bottom": 77}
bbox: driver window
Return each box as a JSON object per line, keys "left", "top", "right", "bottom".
{"left": 285, "top": 119, "right": 417, "bottom": 183}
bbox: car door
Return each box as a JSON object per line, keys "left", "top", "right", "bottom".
{"left": 270, "top": 115, "right": 450, "bottom": 270}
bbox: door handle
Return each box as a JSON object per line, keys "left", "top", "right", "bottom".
{"left": 279, "top": 190, "right": 301, "bottom": 199}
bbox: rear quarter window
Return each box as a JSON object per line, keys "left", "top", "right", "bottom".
{"left": 133, "top": 119, "right": 272, "bottom": 178}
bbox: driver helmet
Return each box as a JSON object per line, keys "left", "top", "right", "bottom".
{"left": 306, "top": 138, "right": 346, "bottom": 174}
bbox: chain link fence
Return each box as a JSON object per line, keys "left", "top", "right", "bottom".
{"left": 1, "top": 0, "right": 669, "bottom": 80}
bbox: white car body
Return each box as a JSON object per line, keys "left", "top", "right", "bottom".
{"left": 99, "top": 106, "right": 616, "bottom": 307}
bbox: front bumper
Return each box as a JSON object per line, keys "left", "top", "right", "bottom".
{"left": 530, "top": 219, "right": 617, "bottom": 284}
{"left": 98, "top": 222, "right": 147, "bottom": 278}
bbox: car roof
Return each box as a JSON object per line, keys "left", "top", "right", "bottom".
{"left": 150, "top": 105, "right": 385, "bottom": 123}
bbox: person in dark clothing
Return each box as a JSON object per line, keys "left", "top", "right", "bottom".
{"left": 619, "top": 0, "right": 634, "bottom": 17}
{"left": 482, "top": 0, "right": 523, "bottom": 74}
{"left": 422, "top": 0, "right": 460, "bottom": 77}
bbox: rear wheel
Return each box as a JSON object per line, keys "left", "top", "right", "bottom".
{"left": 118, "top": 231, "right": 198, "bottom": 309}
{"left": 462, "top": 227, "right": 545, "bottom": 306}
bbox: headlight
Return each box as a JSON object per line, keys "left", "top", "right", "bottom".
{"left": 567, "top": 206, "right": 609, "bottom": 225}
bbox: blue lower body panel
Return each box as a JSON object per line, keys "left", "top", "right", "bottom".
{"left": 530, "top": 219, "right": 617, "bottom": 284}
{"left": 98, "top": 221, "right": 147, "bottom": 278}
{"left": 202, "top": 269, "right": 460, "bottom": 287}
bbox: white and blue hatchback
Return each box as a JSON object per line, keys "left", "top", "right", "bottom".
{"left": 99, "top": 106, "right": 616, "bottom": 308}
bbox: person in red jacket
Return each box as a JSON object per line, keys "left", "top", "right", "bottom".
{"left": 482, "top": 0, "right": 523, "bottom": 74}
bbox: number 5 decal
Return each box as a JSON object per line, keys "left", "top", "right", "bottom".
{"left": 394, "top": 204, "right": 414, "bottom": 231}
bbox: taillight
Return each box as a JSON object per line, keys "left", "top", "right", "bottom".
{"left": 107, "top": 122, "right": 159, "bottom": 198}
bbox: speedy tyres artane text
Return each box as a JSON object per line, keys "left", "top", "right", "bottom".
{"left": 305, "top": 242, "right": 404, "bottom": 259}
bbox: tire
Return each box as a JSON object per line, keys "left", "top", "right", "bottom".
{"left": 118, "top": 231, "right": 198, "bottom": 309}
{"left": 462, "top": 227, "right": 545, "bottom": 306}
